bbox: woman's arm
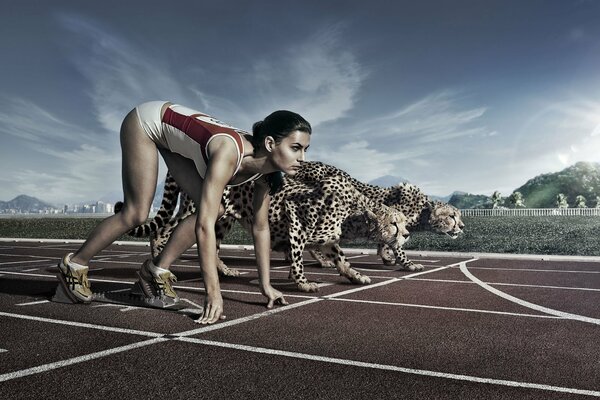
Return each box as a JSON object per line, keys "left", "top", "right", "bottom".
{"left": 196, "top": 140, "right": 238, "bottom": 324}
{"left": 252, "top": 178, "right": 288, "bottom": 308}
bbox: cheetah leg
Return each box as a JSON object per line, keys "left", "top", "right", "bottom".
{"left": 284, "top": 203, "right": 319, "bottom": 293}
{"left": 322, "top": 244, "right": 371, "bottom": 285}
{"left": 392, "top": 244, "right": 424, "bottom": 271}
{"left": 308, "top": 249, "right": 335, "bottom": 268}
{"left": 377, "top": 243, "right": 397, "bottom": 266}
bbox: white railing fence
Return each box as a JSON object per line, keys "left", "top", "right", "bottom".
{"left": 460, "top": 208, "right": 600, "bottom": 217}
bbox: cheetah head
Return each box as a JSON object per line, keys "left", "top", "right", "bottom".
{"left": 427, "top": 202, "right": 464, "bottom": 239}
{"left": 366, "top": 206, "right": 410, "bottom": 247}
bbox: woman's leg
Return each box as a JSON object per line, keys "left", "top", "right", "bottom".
{"left": 153, "top": 149, "right": 206, "bottom": 268}
{"left": 70, "top": 109, "right": 159, "bottom": 266}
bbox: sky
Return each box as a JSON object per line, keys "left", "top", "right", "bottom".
{"left": 2, "top": 0, "right": 600, "bottom": 205}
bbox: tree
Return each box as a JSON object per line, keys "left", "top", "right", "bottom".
{"left": 575, "top": 195, "right": 587, "bottom": 208}
{"left": 491, "top": 191, "right": 503, "bottom": 209}
{"left": 556, "top": 193, "right": 569, "bottom": 208}
{"left": 508, "top": 191, "right": 526, "bottom": 208}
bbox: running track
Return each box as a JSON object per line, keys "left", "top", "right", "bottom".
{"left": 0, "top": 238, "right": 598, "bottom": 399}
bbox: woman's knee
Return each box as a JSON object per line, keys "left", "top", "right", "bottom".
{"left": 118, "top": 205, "right": 150, "bottom": 227}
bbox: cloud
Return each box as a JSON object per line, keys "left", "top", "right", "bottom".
{"left": 57, "top": 14, "right": 188, "bottom": 133}
{"left": 0, "top": 97, "right": 96, "bottom": 146}
{"left": 310, "top": 140, "right": 432, "bottom": 182}
{"left": 208, "top": 24, "right": 366, "bottom": 129}
{"left": 59, "top": 15, "right": 365, "bottom": 133}
{"left": 308, "top": 89, "right": 493, "bottom": 187}
{"left": 354, "top": 90, "right": 491, "bottom": 143}
{"left": 0, "top": 96, "right": 121, "bottom": 204}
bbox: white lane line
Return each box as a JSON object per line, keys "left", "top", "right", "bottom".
{"left": 92, "top": 304, "right": 142, "bottom": 312}
{"left": 173, "top": 260, "right": 478, "bottom": 338}
{"left": 324, "top": 259, "right": 479, "bottom": 300}
{"left": 0, "top": 337, "right": 168, "bottom": 383}
{"left": 460, "top": 263, "right": 600, "bottom": 326}
{"left": 329, "top": 298, "right": 560, "bottom": 320}
{"left": 406, "top": 277, "right": 600, "bottom": 292}
{"left": 176, "top": 298, "right": 325, "bottom": 337}
{"left": 0, "top": 270, "right": 317, "bottom": 300}
{"left": 0, "top": 253, "right": 56, "bottom": 260}
{"left": 468, "top": 267, "right": 600, "bottom": 274}
{"left": 181, "top": 298, "right": 204, "bottom": 310}
{"left": 0, "top": 260, "right": 52, "bottom": 266}
{"left": 0, "top": 349, "right": 7, "bottom": 353}
{"left": 16, "top": 300, "right": 50, "bottom": 306}
{"left": 177, "top": 337, "right": 600, "bottom": 398}
{"left": 0, "top": 312, "right": 163, "bottom": 338}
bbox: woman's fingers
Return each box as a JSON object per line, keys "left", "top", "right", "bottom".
{"left": 267, "top": 295, "right": 288, "bottom": 309}
{"left": 197, "top": 303, "right": 224, "bottom": 324}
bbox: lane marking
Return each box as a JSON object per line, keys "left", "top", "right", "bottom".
{"left": 172, "top": 260, "right": 475, "bottom": 339}
{"left": 0, "top": 337, "right": 168, "bottom": 383}
{"left": 329, "top": 298, "right": 560, "bottom": 320}
{"left": 0, "top": 270, "right": 317, "bottom": 300}
{"left": 177, "top": 337, "right": 600, "bottom": 398}
{"left": 92, "top": 304, "right": 142, "bottom": 312}
{"left": 407, "top": 277, "right": 600, "bottom": 292}
{"left": 0, "top": 349, "right": 7, "bottom": 353}
{"left": 0, "top": 260, "right": 52, "bottom": 266}
{"left": 0, "top": 253, "right": 57, "bottom": 260}
{"left": 460, "top": 263, "right": 600, "bottom": 326}
{"left": 181, "top": 298, "right": 204, "bottom": 310}
{"left": 16, "top": 300, "right": 50, "bottom": 306}
{"left": 324, "top": 259, "right": 479, "bottom": 300}
{"left": 0, "top": 312, "right": 163, "bottom": 338}
{"left": 468, "top": 266, "right": 600, "bottom": 274}
{"left": 175, "top": 298, "right": 324, "bottom": 337}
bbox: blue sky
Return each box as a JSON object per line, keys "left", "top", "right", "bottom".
{"left": 2, "top": 0, "right": 600, "bottom": 205}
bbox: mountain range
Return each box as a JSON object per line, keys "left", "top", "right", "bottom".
{"left": 3, "top": 162, "right": 600, "bottom": 211}
{"left": 0, "top": 195, "right": 56, "bottom": 212}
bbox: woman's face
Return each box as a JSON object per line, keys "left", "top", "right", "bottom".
{"left": 269, "top": 130, "right": 311, "bottom": 175}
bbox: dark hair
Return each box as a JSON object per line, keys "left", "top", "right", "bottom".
{"left": 251, "top": 110, "right": 311, "bottom": 195}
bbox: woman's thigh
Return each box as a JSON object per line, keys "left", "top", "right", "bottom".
{"left": 120, "top": 109, "right": 159, "bottom": 213}
{"left": 158, "top": 149, "right": 204, "bottom": 205}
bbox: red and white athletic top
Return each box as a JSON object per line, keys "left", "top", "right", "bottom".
{"left": 157, "top": 103, "right": 261, "bottom": 186}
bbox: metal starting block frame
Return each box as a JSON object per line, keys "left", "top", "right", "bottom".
{"left": 52, "top": 282, "right": 203, "bottom": 316}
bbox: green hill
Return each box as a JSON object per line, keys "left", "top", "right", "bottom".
{"left": 447, "top": 162, "right": 600, "bottom": 209}
{"left": 515, "top": 161, "right": 600, "bottom": 208}
{"left": 447, "top": 193, "right": 491, "bottom": 209}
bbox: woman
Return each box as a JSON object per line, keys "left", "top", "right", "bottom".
{"left": 57, "top": 101, "right": 312, "bottom": 324}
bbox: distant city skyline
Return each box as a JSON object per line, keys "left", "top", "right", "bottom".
{"left": 2, "top": 1, "right": 600, "bottom": 204}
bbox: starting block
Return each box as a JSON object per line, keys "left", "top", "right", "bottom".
{"left": 52, "top": 280, "right": 202, "bottom": 316}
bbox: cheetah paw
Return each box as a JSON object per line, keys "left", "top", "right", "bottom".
{"left": 349, "top": 273, "right": 371, "bottom": 285}
{"left": 297, "top": 282, "right": 320, "bottom": 292}
{"left": 400, "top": 263, "right": 424, "bottom": 272}
{"left": 217, "top": 265, "right": 241, "bottom": 277}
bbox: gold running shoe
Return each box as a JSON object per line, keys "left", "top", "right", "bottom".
{"left": 56, "top": 253, "right": 93, "bottom": 303}
{"left": 136, "top": 259, "right": 179, "bottom": 302}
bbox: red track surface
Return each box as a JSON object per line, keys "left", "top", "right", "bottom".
{"left": 0, "top": 240, "right": 598, "bottom": 399}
